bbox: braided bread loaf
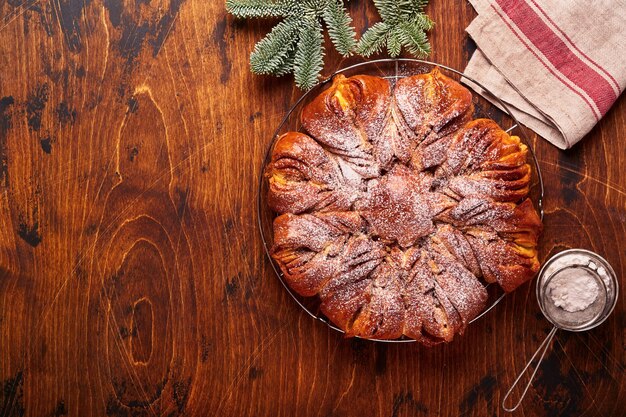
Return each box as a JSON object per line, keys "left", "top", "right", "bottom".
{"left": 267, "top": 68, "right": 542, "bottom": 344}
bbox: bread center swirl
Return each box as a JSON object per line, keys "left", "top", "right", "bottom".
{"left": 357, "top": 166, "right": 436, "bottom": 247}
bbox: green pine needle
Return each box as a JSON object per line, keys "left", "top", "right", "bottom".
{"left": 323, "top": 1, "right": 357, "bottom": 56}
{"left": 410, "top": 0, "right": 429, "bottom": 11}
{"left": 226, "top": 0, "right": 357, "bottom": 89}
{"left": 398, "top": 20, "right": 431, "bottom": 57}
{"left": 413, "top": 13, "right": 435, "bottom": 31}
{"left": 387, "top": 28, "right": 402, "bottom": 57}
{"left": 373, "top": 0, "right": 401, "bottom": 22}
{"left": 294, "top": 22, "right": 325, "bottom": 90}
{"left": 250, "top": 19, "right": 299, "bottom": 74}
{"left": 227, "top": 0, "right": 434, "bottom": 88}
{"left": 274, "top": 48, "right": 297, "bottom": 76}
{"left": 355, "top": 22, "right": 389, "bottom": 56}
{"left": 226, "top": 0, "right": 290, "bottom": 18}
{"left": 357, "top": 0, "right": 434, "bottom": 58}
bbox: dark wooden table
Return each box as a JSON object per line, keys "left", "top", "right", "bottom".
{"left": 0, "top": 1, "right": 624, "bottom": 416}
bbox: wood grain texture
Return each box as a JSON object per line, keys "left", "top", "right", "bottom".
{"left": 0, "top": 1, "right": 623, "bottom": 416}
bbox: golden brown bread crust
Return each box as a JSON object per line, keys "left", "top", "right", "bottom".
{"left": 267, "top": 68, "right": 542, "bottom": 343}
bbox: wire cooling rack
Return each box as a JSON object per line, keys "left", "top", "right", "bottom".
{"left": 257, "top": 58, "right": 545, "bottom": 343}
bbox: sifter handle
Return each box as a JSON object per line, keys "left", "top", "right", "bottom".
{"left": 502, "top": 326, "right": 558, "bottom": 412}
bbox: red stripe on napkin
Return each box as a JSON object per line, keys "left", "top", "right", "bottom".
{"left": 528, "top": 0, "right": 620, "bottom": 94}
{"left": 495, "top": 0, "right": 617, "bottom": 117}
{"left": 490, "top": 4, "right": 600, "bottom": 121}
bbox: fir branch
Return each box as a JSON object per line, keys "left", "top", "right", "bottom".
{"left": 249, "top": 19, "right": 299, "bottom": 75}
{"left": 227, "top": 0, "right": 434, "bottom": 89}
{"left": 226, "top": 0, "right": 357, "bottom": 89}
{"left": 294, "top": 21, "right": 325, "bottom": 90}
{"left": 373, "top": 0, "right": 402, "bottom": 23}
{"left": 373, "top": 0, "right": 428, "bottom": 21}
{"left": 410, "top": 0, "right": 429, "bottom": 11}
{"left": 413, "top": 13, "right": 435, "bottom": 31}
{"left": 397, "top": 20, "right": 431, "bottom": 57}
{"left": 387, "top": 28, "right": 402, "bottom": 57}
{"left": 274, "top": 48, "right": 297, "bottom": 76}
{"left": 323, "top": 1, "right": 357, "bottom": 56}
{"left": 357, "top": 0, "right": 434, "bottom": 58}
{"left": 226, "top": 0, "right": 290, "bottom": 18}
{"left": 355, "top": 22, "right": 389, "bottom": 56}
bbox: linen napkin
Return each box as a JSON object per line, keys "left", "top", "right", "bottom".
{"left": 462, "top": 0, "right": 626, "bottom": 149}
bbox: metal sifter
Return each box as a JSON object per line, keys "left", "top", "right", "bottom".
{"left": 502, "top": 249, "right": 619, "bottom": 412}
